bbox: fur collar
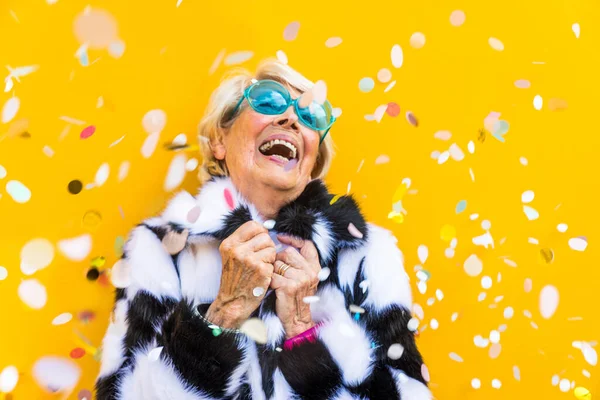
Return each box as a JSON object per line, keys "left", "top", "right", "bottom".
{"left": 155, "top": 176, "right": 368, "bottom": 264}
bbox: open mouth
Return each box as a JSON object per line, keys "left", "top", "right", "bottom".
{"left": 258, "top": 139, "right": 298, "bottom": 164}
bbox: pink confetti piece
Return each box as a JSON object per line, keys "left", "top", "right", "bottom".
{"left": 224, "top": 188, "right": 235, "bottom": 210}
{"left": 406, "top": 111, "right": 418, "bottom": 127}
{"left": 187, "top": 206, "right": 201, "bottom": 223}
{"left": 421, "top": 363, "right": 430, "bottom": 382}
{"left": 348, "top": 222, "right": 363, "bottom": 239}
{"left": 80, "top": 125, "right": 96, "bottom": 139}
{"left": 284, "top": 158, "right": 298, "bottom": 172}
{"left": 283, "top": 21, "right": 300, "bottom": 41}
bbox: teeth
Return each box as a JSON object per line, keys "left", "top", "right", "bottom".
{"left": 259, "top": 139, "right": 297, "bottom": 159}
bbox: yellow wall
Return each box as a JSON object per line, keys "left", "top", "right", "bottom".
{"left": 1, "top": 0, "right": 598, "bottom": 398}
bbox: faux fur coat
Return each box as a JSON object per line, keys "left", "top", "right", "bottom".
{"left": 95, "top": 176, "right": 432, "bottom": 399}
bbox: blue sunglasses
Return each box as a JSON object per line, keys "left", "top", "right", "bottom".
{"left": 231, "top": 79, "right": 336, "bottom": 144}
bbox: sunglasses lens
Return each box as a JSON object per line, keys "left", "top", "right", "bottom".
{"left": 247, "top": 81, "right": 289, "bottom": 115}
{"left": 297, "top": 101, "right": 333, "bottom": 131}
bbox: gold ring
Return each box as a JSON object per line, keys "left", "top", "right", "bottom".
{"left": 277, "top": 263, "right": 291, "bottom": 276}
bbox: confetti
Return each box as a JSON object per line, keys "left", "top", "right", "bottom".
{"left": 434, "top": 130, "right": 452, "bottom": 141}
{"left": 332, "top": 107, "right": 342, "bottom": 118}
{"left": 81, "top": 126, "right": 95, "bottom": 140}
{"left": 568, "top": 237, "right": 588, "bottom": 252}
{"left": 32, "top": 356, "right": 80, "bottom": 393}
{"left": 559, "top": 378, "right": 571, "bottom": 392}
{"left": 488, "top": 37, "right": 504, "bottom": 51}
{"left": 325, "top": 37, "right": 343, "bottom": 48}
{"left": 456, "top": 200, "right": 467, "bottom": 214}
{"left": 6, "top": 180, "right": 31, "bottom": 203}
{"left": 42, "top": 145, "right": 54, "bottom": 157}
{"left": 18, "top": 279, "right": 47, "bottom": 309}
{"left": 318, "top": 267, "right": 331, "bottom": 281}
{"left": 209, "top": 49, "right": 226, "bottom": 74}
{"left": 2, "top": 97, "right": 20, "bottom": 123}
{"left": 574, "top": 387, "right": 591, "bottom": 400}
{"left": 582, "top": 369, "right": 591, "bottom": 378}
{"left": 421, "top": 364, "right": 430, "bottom": 382}
{"left": 20, "top": 238, "right": 54, "bottom": 275}
{"left": 406, "top": 111, "right": 418, "bottom": 127}
{"left": 491, "top": 378, "right": 502, "bottom": 389}
{"left": 492, "top": 120, "right": 509, "bottom": 142}
{"left": 581, "top": 342, "right": 598, "bottom": 366}
{"left": 407, "top": 318, "right": 419, "bottom": 331}
{"left": 240, "top": 318, "right": 268, "bottom": 344}
{"left": 417, "top": 245, "right": 428, "bottom": 264}
{"left": 478, "top": 292, "right": 487, "bottom": 301}
{"left": 224, "top": 51, "right": 255, "bottom": 66}
{"left": 283, "top": 21, "right": 300, "bottom": 41}
{"left": 275, "top": 50, "right": 288, "bottom": 64}
{"left": 376, "top": 68, "right": 392, "bottom": 83}
{"left": 74, "top": 8, "right": 118, "bottom": 48}
{"left": 449, "top": 352, "right": 464, "bottom": 362}
{"left": 142, "top": 109, "right": 167, "bottom": 134}
{"left": 58, "top": 234, "right": 92, "bottom": 261}
{"left": 521, "top": 190, "right": 535, "bottom": 203}
{"left": 108, "top": 39, "right": 125, "bottom": 58}
{"left": 116, "top": 161, "right": 130, "bottom": 182}
{"left": 572, "top": 23, "right": 581, "bottom": 39}
{"left": 557, "top": 223, "right": 568, "bottom": 232}
{"left": 110, "top": 260, "right": 130, "bottom": 288}
{"left": 523, "top": 205, "right": 539, "bottom": 221}
{"left": 436, "top": 289, "right": 444, "bottom": 301}
{"left": 348, "top": 222, "right": 364, "bottom": 239}
{"left": 481, "top": 276, "right": 492, "bottom": 289}
{"left": 68, "top": 180, "right": 83, "bottom": 194}
{"left": 0, "top": 266, "right": 7, "bottom": 280}
{"left": 148, "top": 346, "right": 163, "bottom": 362}
{"left": 540, "top": 285, "right": 559, "bottom": 319}
{"left": 489, "top": 330, "right": 500, "bottom": 343}
{"left": 410, "top": 32, "right": 426, "bottom": 49}
{"left": 70, "top": 347, "right": 85, "bottom": 359}
{"left": 384, "top": 80, "right": 397, "bottom": 92}
{"left": 387, "top": 344, "right": 405, "bottom": 360}
{"left": 224, "top": 188, "right": 235, "bottom": 210}
{"left": 185, "top": 158, "right": 199, "bottom": 171}
{"left": 450, "top": 10, "right": 466, "bottom": 26}
{"left": 95, "top": 162, "right": 110, "bottom": 186}
{"left": 142, "top": 132, "right": 161, "bottom": 158}
{"left": 471, "top": 378, "right": 481, "bottom": 389}
{"left": 489, "top": 343, "right": 502, "bottom": 359}
{"left": 253, "top": 287, "right": 265, "bottom": 297}
{"left": 391, "top": 44, "right": 403, "bottom": 68}
{"left": 514, "top": 79, "right": 531, "bottom": 89}
{"left": 164, "top": 154, "right": 187, "bottom": 192}
{"left": 437, "top": 151, "right": 450, "bottom": 164}
{"left": 524, "top": 278, "right": 533, "bottom": 293}
{"left": 430, "top": 319, "right": 439, "bottom": 330}
{"left": 0, "top": 365, "right": 19, "bottom": 392}
{"left": 52, "top": 313, "right": 73, "bottom": 326}
{"left": 413, "top": 303, "right": 424, "bottom": 319}
{"left": 359, "top": 77, "right": 375, "bottom": 93}
{"left": 533, "top": 95, "right": 543, "bottom": 110}
{"left": 464, "top": 254, "right": 483, "bottom": 276}
{"left": 474, "top": 335, "right": 489, "bottom": 348}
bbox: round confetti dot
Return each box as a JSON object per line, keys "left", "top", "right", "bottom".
{"left": 2, "top": 97, "right": 20, "bottom": 124}
{"left": 6, "top": 180, "right": 31, "bottom": 203}
{"left": 70, "top": 348, "right": 86, "bottom": 359}
{"left": 252, "top": 287, "right": 265, "bottom": 297}
{"left": 386, "top": 102, "right": 400, "bottom": 117}
{"left": 18, "top": 279, "right": 47, "bottom": 309}
{"left": 111, "top": 259, "right": 131, "bottom": 288}
{"left": 142, "top": 109, "right": 167, "bottom": 134}
{"left": 78, "top": 389, "right": 93, "bottom": 400}
{"left": 504, "top": 307, "right": 514, "bottom": 319}
{"left": 456, "top": 200, "right": 467, "bottom": 214}
{"left": 444, "top": 248, "right": 455, "bottom": 258}
{"left": 471, "top": 378, "right": 481, "bottom": 389}
{"left": 377, "top": 68, "right": 392, "bottom": 83}
{"left": 430, "top": 318, "right": 439, "bottom": 330}
{"left": 275, "top": 50, "right": 288, "bottom": 64}
{"left": 0, "top": 365, "right": 19, "bottom": 393}
{"left": 481, "top": 276, "right": 492, "bottom": 289}
{"left": 387, "top": 344, "right": 405, "bottom": 360}
{"left": 474, "top": 335, "right": 489, "bottom": 348}
{"left": 52, "top": 313, "right": 73, "bottom": 326}
{"left": 489, "top": 343, "right": 502, "bottom": 359}
{"left": 540, "top": 285, "right": 559, "bottom": 319}
{"left": 559, "top": 378, "right": 570, "bottom": 392}
{"left": 58, "top": 234, "right": 92, "bottom": 261}
{"left": 521, "top": 190, "right": 535, "bottom": 203}
{"left": 283, "top": 21, "right": 300, "bottom": 41}
{"left": 68, "top": 180, "right": 83, "bottom": 194}
{"left": 574, "top": 387, "right": 591, "bottom": 400}
{"left": 488, "top": 37, "right": 504, "bottom": 51}
{"left": 358, "top": 77, "right": 375, "bottom": 93}
{"left": 32, "top": 356, "right": 81, "bottom": 392}
{"left": 557, "top": 223, "right": 568, "bottom": 232}
{"left": 20, "top": 238, "right": 54, "bottom": 275}
{"left": 325, "top": 37, "right": 343, "bottom": 48}
{"left": 519, "top": 156, "right": 529, "bottom": 166}
{"left": 464, "top": 254, "right": 483, "bottom": 277}
{"left": 391, "top": 44, "right": 403, "bottom": 68}
{"left": 481, "top": 220, "right": 491, "bottom": 230}
{"left": 86, "top": 267, "right": 100, "bottom": 281}
{"left": 409, "top": 32, "right": 426, "bottom": 49}
{"left": 491, "top": 378, "right": 502, "bottom": 389}
{"left": 0, "top": 266, "right": 7, "bottom": 280}
{"left": 440, "top": 224, "right": 456, "bottom": 241}
{"left": 533, "top": 95, "right": 543, "bottom": 110}
{"left": 489, "top": 330, "right": 500, "bottom": 343}
{"left": 569, "top": 237, "right": 588, "bottom": 252}
{"left": 450, "top": 10, "right": 466, "bottom": 26}
{"left": 185, "top": 158, "right": 199, "bottom": 172}
{"left": 108, "top": 39, "right": 126, "bottom": 58}
{"left": 515, "top": 79, "right": 531, "bottom": 89}
{"left": 74, "top": 8, "right": 118, "bottom": 49}
{"left": 240, "top": 318, "right": 268, "bottom": 344}
{"left": 80, "top": 125, "right": 95, "bottom": 139}
{"left": 539, "top": 248, "right": 554, "bottom": 264}
{"left": 82, "top": 210, "right": 102, "bottom": 230}
{"left": 0, "top": 165, "right": 6, "bottom": 179}
{"left": 407, "top": 318, "right": 419, "bottom": 331}
{"left": 406, "top": 111, "right": 418, "bottom": 127}
{"left": 318, "top": 267, "right": 331, "bottom": 281}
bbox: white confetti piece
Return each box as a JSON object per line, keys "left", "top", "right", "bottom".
{"left": 6, "top": 180, "right": 31, "bottom": 203}
{"left": 224, "top": 51, "right": 254, "bottom": 66}
{"left": 430, "top": 319, "right": 439, "bottom": 330}
{"left": 387, "top": 344, "right": 405, "bottom": 360}
{"left": 524, "top": 309, "right": 532, "bottom": 318}
{"left": 52, "top": 313, "right": 73, "bottom": 326}
{"left": 148, "top": 346, "right": 163, "bottom": 361}
{"left": 118, "top": 161, "right": 130, "bottom": 182}
{"left": 42, "top": 145, "right": 54, "bottom": 157}
{"left": 436, "top": 289, "right": 444, "bottom": 301}
{"left": 426, "top": 297, "right": 435, "bottom": 306}
{"left": 377, "top": 68, "right": 392, "bottom": 83}
{"left": 478, "top": 292, "right": 487, "bottom": 301}
{"left": 58, "top": 234, "right": 92, "bottom": 262}
{"left": 4, "top": 77, "right": 14, "bottom": 92}
{"left": 172, "top": 133, "right": 187, "bottom": 147}
{"left": 95, "top": 163, "right": 110, "bottom": 187}
{"left": 524, "top": 278, "right": 533, "bottom": 293}
{"left": 540, "top": 285, "right": 559, "bottom": 319}
{"left": 325, "top": 37, "right": 343, "bottom": 48}
{"left": 572, "top": 23, "right": 580, "bottom": 39}
{"left": 141, "top": 129, "right": 161, "bottom": 158}
{"left": 515, "top": 79, "right": 531, "bottom": 89}
{"left": 302, "top": 296, "right": 320, "bottom": 304}
{"left": 449, "top": 143, "right": 465, "bottom": 161}
{"left": 449, "top": 352, "right": 464, "bottom": 362}
{"left": 504, "top": 258, "right": 517, "bottom": 267}
{"left": 0, "top": 165, "right": 6, "bottom": 179}
{"left": 240, "top": 318, "right": 268, "bottom": 344}
{"left": 407, "top": 318, "right": 419, "bottom": 331}
{"left": 313, "top": 80, "right": 327, "bottom": 105}
{"left": 32, "top": 356, "right": 80, "bottom": 392}
{"left": 417, "top": 245, "right": 428, "bottom": 264}
{"left": 209, "top": 49, "right": 226, "bottom": 75}
{"left": 110, "top": 259, "right": 131, "bottom": 288}
{"left": 347, "top": 222, "right": 363, "bottom": 239}
{"left": 492, "top": 378, "right": 502, "bottom": 389}
{"left": 464, "top": 254, "right": 483, "bottom": 277}
{"left": 417, "top": 280, "right": 427, "bottom": 294}
{"left": 569, "top": 237, "right": 588, "bottom": 252}
{"left": 474, "top": 335, "right": 490, "bottom": 348}
{"left": 0, "top": 365, "right": 19, "bottom": 393}
{"left": 583, "top": 369, "right": 591, "bottom": 378}
{"left": 253, "top": 287, "right": 265, "bottom": 297}
{"left": 467, "top": 140, "right": 475, "bottom": 154}
{"left": 503, "top": 307, "right": 515, "bottom": 321}
{"left": 488, "top": 37, "right": 504, "bottom": 51}
{"left": 533, "top": 95, "right": 543, "bottom": 110}
{"left": 142, "top": 109, "right": 167, "bottom": 134}
{"left": 498, "top": 324, "right": 507, "bottom": 332}
{"left": 0, "top": 266, "right": 7, "bottom": 280}
{"left": 1, "top": 97, "right": 20, "bottom": 123}
{"left": 20, "top": 238, "right": 54, "bottom": 275}
{"left": 18, "top": 279, "right": 47, "bottom": 309}
{"left": 391, "top": 44, "right": 403, "bottom": 68}
{"left": 374, "top": 104, "right": 388, "bottom": 123}
{"left": 412, "top": 303, "right": 424, "bottom": 320}
{"left": 445, "top": 247, "right": 455, "bottom": 258}
{"left": 275, "top": 50, "right": 288, "bottom": 64}
{"left": 437, "top": 151, "right": 450, "bottom": 164}
{"left": 283, "top": 21, "right": 300, "bottom": 41}
{"left": 481, "top": 276, "right": 492, "bottom": 289}
{"left": 164, "top": 154, "right": 187, "bottom": 192}
{"left": 582, "top": 342, "right": 598, "bottom": 366}
{"left": 521, "top": 190, "right": 535, "bottom": 203}
{"left": 471, "top": 378, "right": 481, "bottom": 389}
{"left": 434, "top": 130, "right": 452, "bottom": 140}
{"left": 384, "top": 80, "right": 396, "bottom": 93}
{"left": 523, "top": 205, "right": 539, "bottom": 220}
{"left": 421, "top": 364, "right": 430, "bottom": 382}
{"left": 451, "top": 312, "right": 459, "bottom": 322}
{"left": 108, "top": 39, "right": 125, "bottom": 58}
{"left": 318, "top": 267, "right": 331, "bottom": 281}
{"left": 552, "top": 375, "right": 560, "bottom": 386}
{"left": 431, "top": 150, "right": 440, "bottom": 160}
{"left": 469, "top": 168, "right": 475, "bottom": 181}
{"left": 185, "top": 158, "right": 198, "bottom": 172}
{"left": 520, "top": 156, "right": 529, "bottom": 166}
{"left": 559, "top": 378, "right": 570, "bottom": 392}
{"left": 332, "top": 107, "right": 342, "bottom": 118}
{"left": 481, "top": 219, "right": 491, "bottom": 230}
{"left": 557, "top": 223, "right": 568, "bottom": 232}
{"left": 489, "top": 343, "right": 502, "bottom": 359}
{"left": 489, "top": 330, "right": 500, "bottom": 343}
{"left": 410, "top": 32, "right": 426, "bottom": 48}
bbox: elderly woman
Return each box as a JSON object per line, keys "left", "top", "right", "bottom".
{"left": 95, "top": 59, "right": 431, "bottom": 399}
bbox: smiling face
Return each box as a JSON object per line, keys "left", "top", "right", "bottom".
{"left": 211, "top": 86, "right": 322, "bottom": 194}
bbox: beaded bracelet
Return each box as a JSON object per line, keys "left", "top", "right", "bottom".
{"left": 283, "top": 322, "right": 324, "bottom": 351}
{"left": 193, "top": 306, "right": 242, "bottom": 337}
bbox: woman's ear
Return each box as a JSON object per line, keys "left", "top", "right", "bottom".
{"left": 210, "top": 135, "right": 226, "bottom": 161}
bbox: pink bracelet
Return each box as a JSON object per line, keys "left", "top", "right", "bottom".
{"left": 283, "top": 322, "right": 324, "bottom": 351}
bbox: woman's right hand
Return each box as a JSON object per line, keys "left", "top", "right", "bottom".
{"left": 205, "top": 221, "right": 276, "bottom": 329}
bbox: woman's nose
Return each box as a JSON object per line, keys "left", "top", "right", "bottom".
{"left": 272, "top": 107, "right": 300, "bottom": 131}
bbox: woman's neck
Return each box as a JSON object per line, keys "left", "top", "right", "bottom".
{"left": 237, "top": 181, "right": 305, "bottom": 220}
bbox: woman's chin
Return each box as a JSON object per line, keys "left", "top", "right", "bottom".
{"left": 257, "top": 155, "right": 301, "bottom": 187}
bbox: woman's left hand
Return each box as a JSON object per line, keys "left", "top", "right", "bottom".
{"left": 270, "top": 234, "right": 321, "bottom": 339}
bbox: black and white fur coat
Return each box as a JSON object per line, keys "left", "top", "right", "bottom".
{"left": 95, "top": 176, "right": 432, "bottom": 399}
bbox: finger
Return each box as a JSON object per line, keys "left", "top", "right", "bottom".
{"left": 234, "top": 221, "right": 268, "bottom": 243}
{"left": 275, "top": 248, "right": 308, "bottom": 271}
{"left": 274, "top": 259, "right": 304, "bottom": 280}
{"left": 244, "top": 232, "right": 275, "bottom": 252}
{"left": 299, "top": 240, "right": 319, "bottom": 263}
{"left": 255, "top": 247, "right": 276, "bottom": 264}
{"left": 277, "top": 234, "right": 305, "bottom": 249}
{"left": 270, "top": 271, "right": 292, "bottom": 290}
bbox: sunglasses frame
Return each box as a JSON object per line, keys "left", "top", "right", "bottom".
{"left": 230, "top": 79, "right": 336, "bottom": 144}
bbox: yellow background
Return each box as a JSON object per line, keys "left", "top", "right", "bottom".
{"left": 1, "top": 0, "right": 599, "bottom": 398}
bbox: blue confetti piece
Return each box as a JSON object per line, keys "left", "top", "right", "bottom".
{"left": 456, "top": 200, "right": 467, "bottom": 214}
{"left": 354, "top": 313, "right": 360, "bottom": 321}
{"left": 79, "top": 50, "right": 89, "bottom": 67}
